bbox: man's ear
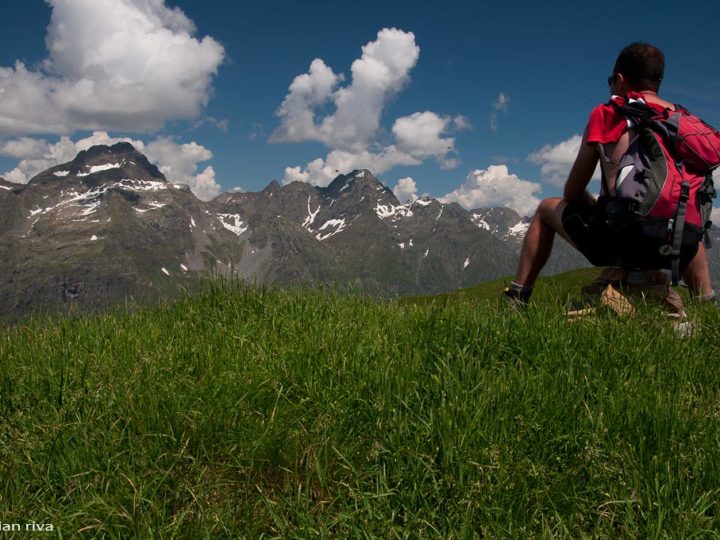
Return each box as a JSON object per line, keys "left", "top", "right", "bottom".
{"left": 615, "top": 73, "right": 628, "bottom": 92}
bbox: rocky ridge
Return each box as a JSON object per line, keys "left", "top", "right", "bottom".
{"left": 7, "top": 142, "right": 695, "bottom": 321}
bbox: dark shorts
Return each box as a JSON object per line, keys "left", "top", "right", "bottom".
{"left": 561, "top": 200, "right": 700, "bottom": 270}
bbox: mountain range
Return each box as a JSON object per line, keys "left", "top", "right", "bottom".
{"left": 2, "top": 142, "right": 717, "bottom": 322}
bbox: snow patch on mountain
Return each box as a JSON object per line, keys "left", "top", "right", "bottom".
{"left": 508, "top": 221, "right": 530, "bottom": 236}
{"left": 79, "top": 200, "right": 101, "bottom": 216}
{"left": 471, "top": 213, "right": 491, "bottom": 231}
{"left": 316, "top": 218, "right": 346, "bottom": 241}
{"left": 76, "top": 163, "right": 123, "bottom": 177}
{"left": 133, "top": 201, "right": 166, "bottom": 214}
{"left": 303, "top": 196, "right": 321, "bottom": 229}
{"left": 90, "top": 163, "right": 122, "bottom": 174}
{"left": 117, "top": 179, "right": 167, "bottom": 192}
{"left": 53, "top": 170, "right": 70, "bottom": 177}
{"left": 217, "top": 213, "right": 248, "bottom": 236}
{"left": 375, "top": 201, "right": 414, "bottom": 220}
{"left": 27, "top": 187, "right": 108, "bottom": 218}
{"left": 509, "top": 221, "right": 529, "bottom": 235}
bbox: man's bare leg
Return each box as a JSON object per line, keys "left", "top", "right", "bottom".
{"left": 514, "top": 198, "right": 714, "bottom": 301}
{"left": 682, "top": 243, "right": 714, "bottom": 299}
{"left": 514, "top": 197, "right": 575, "bottom": 288}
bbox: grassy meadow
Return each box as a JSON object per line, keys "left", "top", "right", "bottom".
{"left": 1, "top": 271, "right": 720, "bottom": 538}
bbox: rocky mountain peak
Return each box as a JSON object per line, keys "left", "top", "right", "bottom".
{"left": 262, "top": 180, "right": 281, "bottom": 193}
{"left": 325, "top": 169, "right": 385, "bottom": 194}
{"left": 29, "top": 143, "right": 166, "bottom": 185}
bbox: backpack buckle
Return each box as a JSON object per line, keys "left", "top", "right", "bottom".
{"left": 679, "top": 181, "right": 690, "bottom": 202}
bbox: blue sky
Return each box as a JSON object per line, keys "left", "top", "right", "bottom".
{"left": 1, "top": 0, "right": 719, "bottom": 214}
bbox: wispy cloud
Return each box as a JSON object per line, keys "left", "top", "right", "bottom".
{"left": 489, "top": 92, "right": 510, "bottom": 132}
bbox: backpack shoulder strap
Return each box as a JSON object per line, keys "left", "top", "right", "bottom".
{"left": 611, "top": 98, "right": 680, "bottom": 158}
{"left": 610, "top": 98, "right": 656, "bottom": 123}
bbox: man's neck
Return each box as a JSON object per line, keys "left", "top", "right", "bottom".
{"left": 628, "top": 89, "right": 674, "bottom": 110}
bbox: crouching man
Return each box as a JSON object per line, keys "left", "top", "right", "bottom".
{"left": 504, "top": 42, "right": 716, "bottom": 307}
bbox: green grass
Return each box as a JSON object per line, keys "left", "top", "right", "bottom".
{"left": 401, "top": 267, "right": 609, "bottom": 307}
{"left": 1, "top": 274, "right": 720, "bottom": 538}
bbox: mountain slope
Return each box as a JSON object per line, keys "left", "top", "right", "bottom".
{"left": 2, "top": 143, "right": 682, "bottom": 321}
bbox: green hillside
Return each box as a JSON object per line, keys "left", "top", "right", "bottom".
{"left": 402, "top": 267, "right": 602, "bottom": 306}
{"left": 1, "top": 276, "right": 719, "bottom": 537}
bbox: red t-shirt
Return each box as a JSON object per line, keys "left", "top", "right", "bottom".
{"left": 586, "top": 91, "right": 668, "bottom": 144}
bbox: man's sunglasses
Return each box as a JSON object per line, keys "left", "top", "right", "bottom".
{"left": 607, "top": 74, "right": 616, "bottom": 87}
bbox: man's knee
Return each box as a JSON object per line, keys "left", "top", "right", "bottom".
{"left": 537, "top": 197, "right": 565, "bottom": 221}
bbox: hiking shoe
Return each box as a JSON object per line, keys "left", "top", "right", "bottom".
{"left": 501, "top": 286, "right": 531, "bottom": 309}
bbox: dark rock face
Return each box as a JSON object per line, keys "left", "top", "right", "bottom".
{"left": 4, "top": 144, "right": 714, "bottom": 322}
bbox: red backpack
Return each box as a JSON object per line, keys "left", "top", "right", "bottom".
{"left": 608, "top": 94, "right": 720, "bottom": 284}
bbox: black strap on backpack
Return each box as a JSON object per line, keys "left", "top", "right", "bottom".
{"left": 610, "top": 100, "right": 678, "bottom": 148}
{"left": 671, "top": 181, "right": 690, "bottom": 285}
{"left": 699, "top": 173, "right": 717, "bottom": 248}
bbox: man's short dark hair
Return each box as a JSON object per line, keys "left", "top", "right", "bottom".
{"left": 613, "top": 42, "right": 665, "bottom": 91}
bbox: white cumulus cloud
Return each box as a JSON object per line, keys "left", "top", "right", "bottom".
{"left": 271, "top": 58, "right": 343, "bottom": 143}
{"left": 0, "top": 137, "right": 51, "bottom": 159}
{"left": 440, "top": 165, "right": 542, "bottom": 217}
{"left": 272, "top": 28, "right": 420, "bottom": 151}
{"left": 274, "top": 29, "right": 468, "bottom": 186}
{"left": 0, "top": 131, "right": 221, "bottom": 200}
{"left": 0, "top": 0, "right": 224, "bottom": 136}
{"left": 144, "top": 137, "right": 221, "bottom": 200}
{"left": 393, "top": 177, "right": 418, "bottom": 203}
{"left": 392, "top": 111, "right": 458, "bottom": 169}
{"left": 527, "top": 134, "right": 601, "bottom": 186}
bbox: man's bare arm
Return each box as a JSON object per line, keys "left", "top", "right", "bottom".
{"left": 563, "top": 127, "right": 599, "bottom": 206}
